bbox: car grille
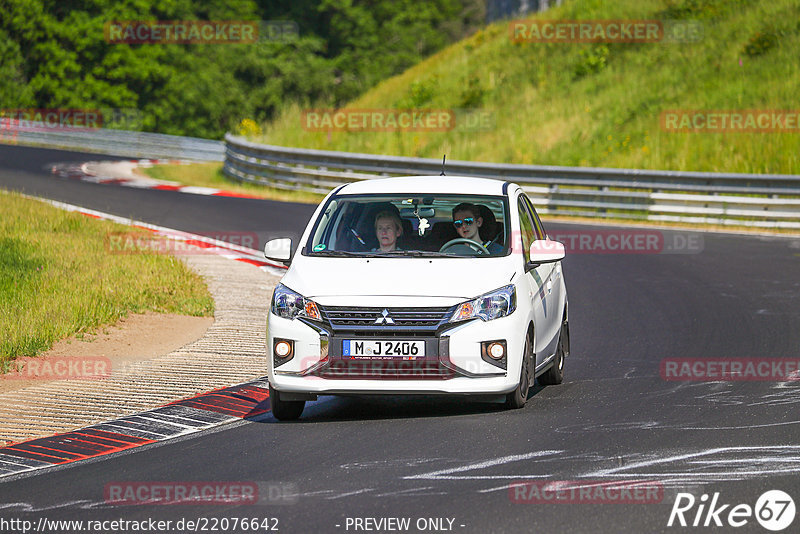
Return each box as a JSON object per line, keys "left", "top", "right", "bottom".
{"left": 313, "top": 360, "right": 455, "bottom": 380}
{"left": 319, "top": 306, "right": 452, "bottom": 333}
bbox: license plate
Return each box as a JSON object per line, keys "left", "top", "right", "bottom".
{"left": 343, "top": 340, "right": 425, "bottom": 358}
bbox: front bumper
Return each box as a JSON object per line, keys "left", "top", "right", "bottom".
{"left": 267, "top": 307, "right": 525, "bottom": 395}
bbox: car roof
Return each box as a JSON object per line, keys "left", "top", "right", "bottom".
{"left": 335, "top": 175, "right": 511, "bottom": 196}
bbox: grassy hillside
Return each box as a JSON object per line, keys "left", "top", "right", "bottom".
{"left": 255, "top": 0, "right": 800, "bottom": 174}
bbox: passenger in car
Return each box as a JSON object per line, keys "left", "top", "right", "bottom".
{"left": 452, "top": 203, "right": 503, "bottom": 254}
{"left": 373, "top": 210, "right": 403, "bottom": 252}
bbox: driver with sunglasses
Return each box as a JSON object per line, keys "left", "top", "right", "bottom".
{"left": 452, "top": 203, "right": 503, "bottom": 254}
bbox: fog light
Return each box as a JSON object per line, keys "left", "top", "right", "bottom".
{"left": 480, "top": 340, "right": 507, "bottom": 369}
{"left": 273, "top": 339, "right": 294, "bottom": 367}
{"left": 275, "top": 341, "right": 291, "bottom": 357}
{"left": 488, "top": 342, "right": 505, "bottom": 359}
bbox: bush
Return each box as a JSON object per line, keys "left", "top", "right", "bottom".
{"left": 743, "top": 30, "right": 779, "bottom": 56}
{"left": 574, "top": 45, "right": 610, "bottom": 78}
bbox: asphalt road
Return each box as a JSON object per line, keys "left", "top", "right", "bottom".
{"left": 0, "top": 144, "right": 317, "bottom": 246}
{"left": 1, "top": 144, "right": 800, "bottom": 533}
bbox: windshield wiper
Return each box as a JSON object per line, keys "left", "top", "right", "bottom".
{"left": 371, "top": 250, "right": 456, "bottom": 257}
{"left": 310, "top": 250, "right": 366, "bottom": 257}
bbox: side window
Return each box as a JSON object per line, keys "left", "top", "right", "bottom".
{"left": 522, "top": 196, "right": 546, "bottom": 240}
{"left": 330, "top": 203, "right": 357, "bottom": 250}
{"left": 517, "top": 197, "right": 536, "bottom": 263}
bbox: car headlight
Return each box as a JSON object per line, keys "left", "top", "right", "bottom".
{"left": 271, "top": 283, "right": 321, "bottom": 321}
{"left": 450, "top": 284, "right": 516, "bottom": 322}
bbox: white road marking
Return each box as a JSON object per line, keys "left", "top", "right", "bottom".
{"left": 584, "top": 445, "right": 800, "bottom": 481}
{"left": 373, "top": 486, "right": 446, "bottom": 497}
{"left": 326, "top": 488, "right": 374, "bottom": 500}
{"left": 477, "top": 484, "right": 515, "bottom": 494}
{"left": 0, "top": 500, "right": 95, "bottom": 512}
{"left": 439, "top": 446, "right": 800, "bottom": 494}
{"left": 683, "top": 420, "right": 800, "bottom": 430}
{"left": 404, "top": 450, "right": 562, "bottom": 481}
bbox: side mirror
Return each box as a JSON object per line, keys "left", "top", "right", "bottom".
{"left": 526, "top": 239, "right": 565, "bottom": 270}
{"left": 264, "top": 238, "right": 293, "bottom": 266}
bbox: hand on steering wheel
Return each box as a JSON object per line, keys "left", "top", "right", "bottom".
{"left": 439, "top": 238, "right": 490, "bottom": 255}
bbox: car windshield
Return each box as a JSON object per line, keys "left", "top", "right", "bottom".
{"left": 306, "top": 194, "right": 509, "bottom": 257}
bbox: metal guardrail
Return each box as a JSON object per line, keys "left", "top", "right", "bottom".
{"left": 5, "top": 122, "right": 797, "bottom": 229}
{"left": 224, "top": 134, "right": 800, "bottom": 229}
{"left": 0, "top": 120, "right": 224, "bottom": 161}
{"left": 487, "top": 0, "right": 563, "bottom": 24}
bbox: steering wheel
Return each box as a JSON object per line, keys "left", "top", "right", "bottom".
{"left": 439, "top": 238, "right": 490, "bottom": 255}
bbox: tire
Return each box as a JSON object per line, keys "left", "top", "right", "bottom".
{"left": 539, "top": 320, "right": 568, "bottom": 386}
{"left": 269, "top": 384, "right": 305, "bottom": 421}
{"left": 505, "top": 333, "right": 532, "bottom": 409}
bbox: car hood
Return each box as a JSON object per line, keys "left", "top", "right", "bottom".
{"left": 281, "top": 256, "right": 515, "bottom": 302}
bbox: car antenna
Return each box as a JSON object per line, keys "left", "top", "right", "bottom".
{"left": 440, "top": 155, "right": 446, "bottom": 176}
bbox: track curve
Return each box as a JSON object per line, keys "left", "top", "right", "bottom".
{"left": 1, "top": 144, "right": 799, "bottom": 533}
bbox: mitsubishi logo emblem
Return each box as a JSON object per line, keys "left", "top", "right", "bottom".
{"left": 374, "top": 309, "right": 395, "bottom": 325}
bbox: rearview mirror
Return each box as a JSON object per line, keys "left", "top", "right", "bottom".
{"left": 399, "top": 207, "right": 435, "bottom": 218}
{"left": 264, "top": 238, "right": 293, "bottom": 266}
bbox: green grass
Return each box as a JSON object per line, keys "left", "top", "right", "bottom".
{"left": 0, "top": 191, "right": 214, "bottom": 365}
{"left": 254, "top": 0, "right": 800, "bottom": 174}
{"left": 141, "top": 163, "right": 326, "bottom": 205}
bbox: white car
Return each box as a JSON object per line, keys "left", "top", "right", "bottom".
{"left": 263, "top": 176, "right": 569, "bottom": 420}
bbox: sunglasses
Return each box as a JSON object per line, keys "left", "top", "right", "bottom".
{"left": 453, "top": 217, "right": 474, "bottom": 228}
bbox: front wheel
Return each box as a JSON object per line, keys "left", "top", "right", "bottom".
{"left": 269, "top": 384, "right": 305, "bottom": 421}
{"left": 505, "top": 333, "right": 532, "bottom": 409}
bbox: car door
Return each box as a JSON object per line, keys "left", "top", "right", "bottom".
{"left": 526, "top": 197, "right": 566, "bottom": 334}
{"left": 516, "top": 194, "right": 560, "bottom": 368}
